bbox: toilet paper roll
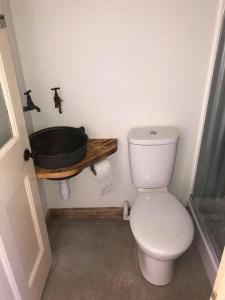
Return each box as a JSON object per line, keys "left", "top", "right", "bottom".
{"left": 91, "top": 160, "right": 113, "bottom": 195}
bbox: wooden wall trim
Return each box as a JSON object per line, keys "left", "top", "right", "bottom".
{"left": 45, "top": 207, "right": 123, "bottom": 223}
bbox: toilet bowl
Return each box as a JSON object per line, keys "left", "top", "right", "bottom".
{"left": 130, "top": 191, "right": 194, "bottom": 285}
{"left": 128, "top": 126, "right": 194, "bottom": 285}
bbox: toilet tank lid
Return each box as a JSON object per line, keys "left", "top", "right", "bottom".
{"left": 128, "top": 127, "right": 179, "bottom": 145}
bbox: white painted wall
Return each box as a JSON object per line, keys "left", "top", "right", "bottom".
{"left": 9, "top": 0, "right": 221, "bottom": 208}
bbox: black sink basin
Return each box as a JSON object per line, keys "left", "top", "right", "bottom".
{"left": 29, "top": 126, "right": 88, "bottom": 169}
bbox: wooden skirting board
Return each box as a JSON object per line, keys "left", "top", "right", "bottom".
{"left": 35, "top": 139, "right": 117, "bottom": 180}
{"left": 46, "top": 207, "right": 123, "bottom": 224}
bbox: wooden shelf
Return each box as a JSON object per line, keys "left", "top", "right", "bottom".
{"left": 35, "top": 139, "right": 118, "bottom": 179}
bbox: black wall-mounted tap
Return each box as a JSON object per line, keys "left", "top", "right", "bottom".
{"left": 51, "top": 87, "right": 63, "bottom": 114}
{"left": 23, "top": 90, "right": 41, "bottom": 112}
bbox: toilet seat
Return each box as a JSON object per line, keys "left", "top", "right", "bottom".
{"left": 130, "top": 192, "right": 194, "bottom": 261}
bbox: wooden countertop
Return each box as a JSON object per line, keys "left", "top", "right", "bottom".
{"left": 35, "top": 138, "right": 118, "bottom": 179}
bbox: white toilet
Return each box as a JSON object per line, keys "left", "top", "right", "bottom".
{"left": 128, "top": 127, "right": 194, "bottom": 286}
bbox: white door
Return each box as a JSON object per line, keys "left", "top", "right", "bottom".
{"left": 210, "top": 248, "right": 225, "bottom": 300}
{"left": 0, "top": 16, "right": 52, "bottom": 300}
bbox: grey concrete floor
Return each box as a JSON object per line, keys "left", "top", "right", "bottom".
{"left": 42, "top": 218, "right": 211, "bottom": 300}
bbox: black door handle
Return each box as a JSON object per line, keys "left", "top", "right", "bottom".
{"left": 24, "top": 149, "right": 34, "bottom": 161}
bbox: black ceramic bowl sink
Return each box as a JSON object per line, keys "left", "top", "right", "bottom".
{"left": 29, "top": 126, "right": 88, "bottom": 169}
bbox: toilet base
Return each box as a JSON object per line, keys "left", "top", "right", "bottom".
{"left": 138, "top": 248, "right": 174, "bottom": 286}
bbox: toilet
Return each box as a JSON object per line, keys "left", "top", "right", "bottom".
{"left": 128, "top": 127, "right": 194, "bottom": 286}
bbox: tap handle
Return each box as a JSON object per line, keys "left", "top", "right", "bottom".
{"left": 51, "top": 87, "right": 60, "bottom": 92}
{"left": 24, "top": 89, "right": 32, "bottom": 96}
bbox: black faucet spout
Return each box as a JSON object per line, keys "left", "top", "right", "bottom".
{"left": 51, "top": 87, "right": 63, "bottom": 114}
{"left": 23, "top": 90, "right": 41, "bottom": 112}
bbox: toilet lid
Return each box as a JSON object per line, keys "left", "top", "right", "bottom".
{"left": 130, "top": 192, "right": 194, "bottom": 260}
